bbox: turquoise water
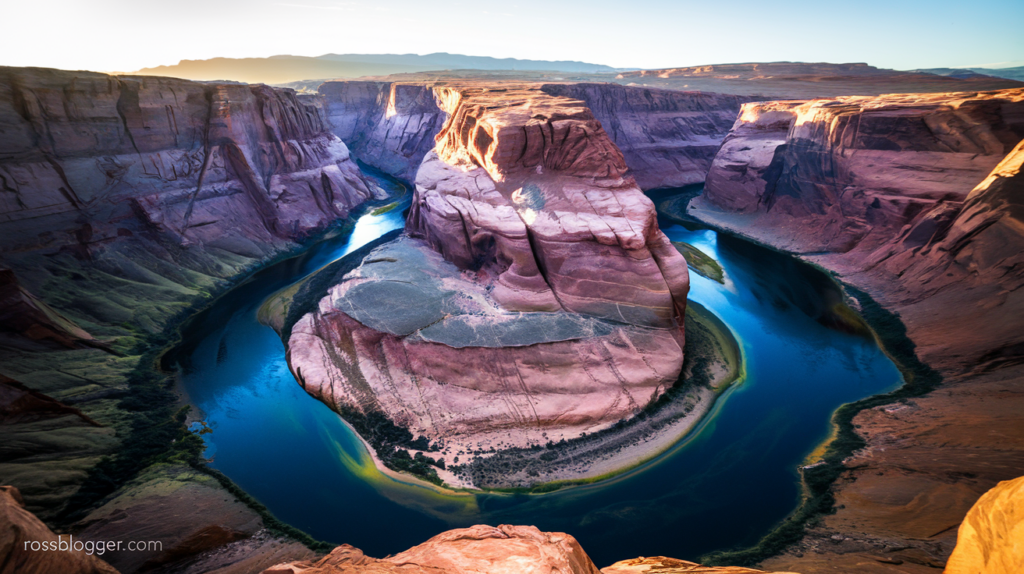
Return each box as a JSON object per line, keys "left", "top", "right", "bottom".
{"left": 169, "top": 184, "right": 902, "bottom": 566}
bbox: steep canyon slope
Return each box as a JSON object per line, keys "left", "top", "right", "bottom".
{"left": 284, "top": 84, "right": 691, "bottom": 486}
{"left": 0, "top": 66, "right": 384, "bottom": 572}
{"left": 689, "top": 87, "right": 1024, "bottom": 572}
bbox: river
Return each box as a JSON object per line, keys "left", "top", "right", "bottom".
{"left": 167, "top": 181, "right": 902, "bottom": 566}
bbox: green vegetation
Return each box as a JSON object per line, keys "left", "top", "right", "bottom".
{"left": 370, "top": 201, "right": 401, "bottom": 216}
{"left": 58, "top": 293, "right": 222, "bottom": 524}
{"left": 700, "top": 286, "right": 942, "bottom": 567}
{"left": 673, "top": 241, "right": 725, "bottom": 284}
{"left": 194, "top": 465, "right": 335, "bottom": 553}
{"left": 334, "top": 407, "right": 444, "bottom": 486}
{"left": 448, "top": 302, "right": 741, "bottom": 491}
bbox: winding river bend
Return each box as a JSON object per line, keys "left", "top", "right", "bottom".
{"left": 168, "top": 181, "right": 902, "bottom": 567}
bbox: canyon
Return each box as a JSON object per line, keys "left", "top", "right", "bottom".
{"left": 1, "top": 60, "right": 1023, "bottom": 574}
{"left": 690, "top": 87, "right": 1024, "bottom": 571}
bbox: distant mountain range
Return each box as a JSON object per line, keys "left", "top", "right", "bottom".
{"left": 131, "top": 53, "right": 618, "bottom": 84}
{"left": 128, "top": 53, "right": 1024, "bottom": 89}
{"left": 911, "top": 66, "right": 1024, "bottom": 82}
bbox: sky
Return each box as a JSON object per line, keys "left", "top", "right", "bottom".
{"left": 2, "top": 0, "right": 1022, "bottom": 73}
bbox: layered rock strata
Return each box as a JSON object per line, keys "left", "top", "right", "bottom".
{"left": 318, "top": 80, "right": 752, "bottom": 191}
{"left": 0, "top": 67, "right": 386, "bottom": 569}
{"left": 613, "top": 62, "right": 1024, "bottom": 98}
{"left": 286, "top": 85, "right": 689, "bottom": 482}
{"left": 694, "top": 88, "right": 1024, "bottom": 364}
{"left": 318, "top": 81, "right": 447, "bottom": 181}
{"left": 540, "top": 83, "right": 754, "bottom": 189}
{"left": 0, "top": 66, "right": 381, "bottom": 259}
{"left": 690, "top": 88, "right": 1024, "bottom": 571}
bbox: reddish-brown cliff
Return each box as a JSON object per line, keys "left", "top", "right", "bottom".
{"left": 0, "top": 67, "right": 381, "bottom": 259}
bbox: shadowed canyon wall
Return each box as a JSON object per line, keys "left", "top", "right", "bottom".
{"left": 0, "top": 67, "right": 383, "bottom": 570}
{"left": 691, "top": 87, "right": 1024, "bottom": 573}
{"left": 318, "top": 80, "right": 752, "bottom": 191}
{"left": 0, "top": 67, "right": 381, "bottom": 260}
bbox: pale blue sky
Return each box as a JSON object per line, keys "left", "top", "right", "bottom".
{"left": 3, "top": 0, "right": 1022, "bottom": 72}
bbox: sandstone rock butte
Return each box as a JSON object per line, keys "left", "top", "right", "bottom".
{"left": 285, "top": 84, "right": 690, "bottom": 481}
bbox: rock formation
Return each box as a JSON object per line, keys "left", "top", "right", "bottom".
{"left": 613, "top": 62, "right": 1024, "bottom": 98}
{"left": 693, "top": 87, "right": 1024, "bottom": 572}
{"left": 0, "top": 267, "right": 102, "bottom": 351}
{"left": 944, "top": 474, "right": 1024, "bottom": 574}
{"left": 0, "top": 67, "right": 387, "bottom": 570}
{"left": 699, "top": 89, "right": 1024, "bottom": 254}
{"left": 261, "top": 525, "right": 795, "bottom": 574}
{"left": 318, "top": 81, "right": 448, "bottom": 181}
{"left": 540, "top": 84, "right": 755, "bottom": 189}
{"left": 318, "top": 80, "right": 752, "bottom": 192}
{"left": 694, "top": 87, "right": 1024, "bottom": 364}
{"left": 264, "top": 525, "right": 599, "bottom": 574}
{"left": 602, "top": 556, "right": 794, "bottom": 573}
{"left": 0, "top": 66, "right": 382, "bottom": 261}
{"left": 285, "top": 85, "right": 689, "bottom": 483}
{"left": 0, "top": 485, "right": 118, "bottom": 574}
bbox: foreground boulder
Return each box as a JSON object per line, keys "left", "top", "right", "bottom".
{"left": 602, "top": 556, "right": 796, "bottom": 573}
{"left": 284, "top": 84, "right": 689, "bottom": 486}
{"left": 944, "top": 475, "right": 1024, "bottom": 574}
{"left": 263, "top": 525, "right": 598, "bottom": 574}
{"left": 0, "top": 485, "right": 118, "bottom": 574}
{"left": 262, "top": 525, "right": 796, "bottom": 574}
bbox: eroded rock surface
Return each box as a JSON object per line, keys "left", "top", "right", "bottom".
{"left": 602, "top": 556, "right": 795, "bottom": 573}
{"left": 693, "top": 88, "right": 1024, "bottom": 572}
{"left": 944, "top": 475, "right": 1024, "bottom": 574}
{"left": 318, "top": 81, "right": 447, "bottom": 181}
{"left": 286, "top": 85, "right": 689, "bottom": 483}
{"left": 0, "top": 66, "right": 381, "bottom": 259}
{"left": 0, "top": 267, "right": 101, "bottom": 351}
{"left": 0, "top": 67, "right": 389, "bottom": 569}
{"left": 319, "top": 80, "right": 753, "bottom": 191}
{"left": 0, "top": 485, "right": 118, "bottom": 574}
{"left": 263, "top": 525, "right": 599, "bottom": 574}
{"left": 696, "top": 89, "right": 1024, "bottom": 257}
{"left": 541, "top": 84, "right": 754, "bottom": 190}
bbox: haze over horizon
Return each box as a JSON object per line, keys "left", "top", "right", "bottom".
{"left": 3, "top": 0, "right": 1022, "bottom": 74}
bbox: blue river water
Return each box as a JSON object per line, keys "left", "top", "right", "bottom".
{"left": 168, "top": 183, "right": 902, "bottom": 566}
